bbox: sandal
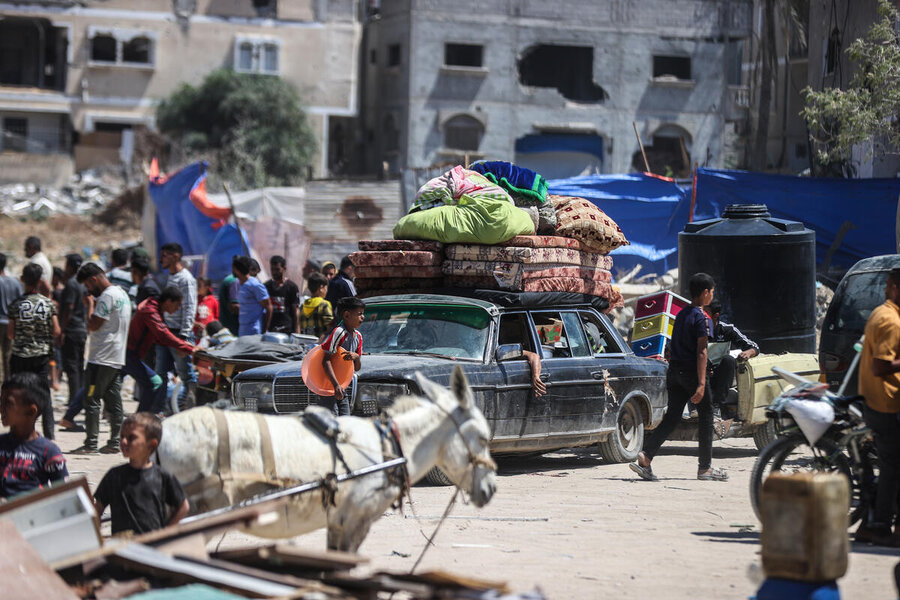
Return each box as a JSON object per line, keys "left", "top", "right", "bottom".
{"left": 629, "top": 462, "right": 659, "bottom": 482}
{"left": 698, "top": 467, "right": 728, "bottom": 481}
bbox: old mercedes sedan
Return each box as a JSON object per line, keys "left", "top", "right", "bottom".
{"left": 232, "top": 292, "right": 667, "bottom": 469}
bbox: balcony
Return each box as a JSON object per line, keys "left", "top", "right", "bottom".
{"left": 725, "top": 85, "right": 750, "bottom": 122}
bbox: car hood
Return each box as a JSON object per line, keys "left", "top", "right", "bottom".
{"left": 235, "top": 353, "right": 476, "bottom": 384}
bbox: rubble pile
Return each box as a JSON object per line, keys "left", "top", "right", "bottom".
{"left": 0, "top": 169, "right": 124, "bottom": 219}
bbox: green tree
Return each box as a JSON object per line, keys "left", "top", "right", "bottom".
{"left": 802, "top": 0, "right": 900, "bottom": 175}
{"left": 157, "top": 69, "right": 317, "bottom": 189}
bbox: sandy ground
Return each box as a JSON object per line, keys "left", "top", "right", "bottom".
{"left": 36, "top": 384, "right": 899, "bottom": 600}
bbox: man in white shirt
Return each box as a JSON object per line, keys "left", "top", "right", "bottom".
{"left": 24, "top": 236, "right": 52, "bottom": 297}
{"left": 71, "top": 263, "right": 132, "bottom": 454}
{"left": 155, "top": 243, "right": 197, "bottom": 412}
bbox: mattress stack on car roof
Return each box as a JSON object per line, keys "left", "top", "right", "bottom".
{"left": 352, "top": 162, "right": 630, "bottom": 311}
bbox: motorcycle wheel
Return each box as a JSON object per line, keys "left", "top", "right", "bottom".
{"left": 749, "top": 433, "right": 863, "bottom": 526}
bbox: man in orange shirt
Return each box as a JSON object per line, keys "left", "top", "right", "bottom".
{"left": 856, "top": 268, "right": 900, "bottom": 546}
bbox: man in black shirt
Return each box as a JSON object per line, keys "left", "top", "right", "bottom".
{"left": 58, "top": 254, "right": 88, "bottom": 430}
{"left": 707, "top": 300, "right": 759, "bottom": 417}
{"left": 264, "top": 255, "right": 300, "bottom": 334}
{"left": 631, "top": 273, "right": 728, "bottom": 482}
{"left": 130, "top": 257, "right": 161, "bottom": 306}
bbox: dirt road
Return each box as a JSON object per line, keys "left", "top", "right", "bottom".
{"left": 52, "top": 391, "right": 897, "bottom": 599}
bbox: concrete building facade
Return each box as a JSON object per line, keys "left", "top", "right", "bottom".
{"left": 0, "top": 0, "right": 361, "bottom": 182}
{"left": 361, "top": 0, "right": 753, "bottom": 182}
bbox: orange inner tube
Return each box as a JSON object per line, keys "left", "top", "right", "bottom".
{"left": 301, "top": 345, "right": 354, "bottom": 396}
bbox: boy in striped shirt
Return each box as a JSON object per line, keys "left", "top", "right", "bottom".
{"left": 320, "top": 297, "right": 365, "bottom": 416}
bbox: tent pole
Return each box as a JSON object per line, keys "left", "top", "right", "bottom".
{"left": 633, "top": 121, "right": 650, "bottom": 173}
{"left": 223, "top": 182, "right": 250, "bottom": 256}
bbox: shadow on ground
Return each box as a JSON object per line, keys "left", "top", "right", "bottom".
{"left": 691, "top": 530, "right": 760, "bottom": 545}
{"left": 496, "top": 447, "right": 605, "bottom": 475}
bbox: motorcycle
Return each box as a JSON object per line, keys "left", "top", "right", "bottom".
{"left": 748, "top": 339, "right": 878, "bottom": 527}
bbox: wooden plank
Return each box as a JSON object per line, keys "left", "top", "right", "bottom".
{"left": 0, "top": 519, "right": 79, "bottom": 600}
{"left": 212, "top": 543, "right": 367, "bottom": 572}
{"left": 131, "top": 501, "right": 288, "bottom": 546}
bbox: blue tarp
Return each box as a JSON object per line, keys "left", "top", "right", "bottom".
{"left": 548, "top": 173, "right": 691, "bottom": 275}
{"left": 148, "top": 162, "right": 247, "bottom": 281}
{"left": 694, "top": 168, "right": 899, "bottom": 269}
{"left": 548, "top": 168, "right": 899, "bottom": 277}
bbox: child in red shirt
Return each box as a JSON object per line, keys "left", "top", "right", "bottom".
{"left": 194, "top": 277, "right": 219, "bottom": 338}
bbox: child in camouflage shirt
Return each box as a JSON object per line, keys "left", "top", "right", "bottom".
{"left": 8, "top": 263, "right": 60, "bottom": 439}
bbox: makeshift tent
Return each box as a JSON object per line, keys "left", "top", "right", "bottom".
{"left": 146, "top": 161, "right": 309, "bottom": 282}
{"left": 693, "top": 168, "right": 900, "bottom": 269}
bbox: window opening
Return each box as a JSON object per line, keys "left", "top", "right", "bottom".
{"left": 531, "top": 312, "right": 580, "bottom": 359}
{"left": 445, "top": 43, "right": 483, "bottom": 68}
{"left": 444, "top": 114, "right": 483, "bottom": 151}
{"left": 652, "top": 55, "right": 691, "bottom": 80}
{"left": 560, "top": 312, "right": 590, "bottom": 358}
{"left": 825, "top": 27, "right": 841, "bottom": 75}
{"left": 579, "top": 311, "right": 622, "bottom": 354}
{"left": 91, "top": 35, "right": 117, "bottom": 62}
{"left": 518, "top": 44, "right": 607, "bottom": 103}
{"left": 498, "top": 313, "right": 536, "bottom": 357}
{"left": 233, "top": 38, "right": 279, "bottom": 75}
{"left": 2, "top": 118, "right": 28, "bottom": 152}
{"left": 122, "top": 36, "right": 151, "bottom": 63}
{"left": 387, "top": 43, "right": 401, "bottom": 67}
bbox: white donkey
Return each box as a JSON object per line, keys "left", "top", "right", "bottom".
{"left": 158, "top": 366, "right": 498, "bottom": 551}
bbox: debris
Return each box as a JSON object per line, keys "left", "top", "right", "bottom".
{"left": 0, "top": 519, "right": 79, "bottom": 600}
{"left": 0, "top": 168, "right": 125, "bottom": 219}
{"left": 391, "top": 550, "right": 412, "bottom": 558}
{"left": 404, "top": 515, "right": 550, "bottom": 522}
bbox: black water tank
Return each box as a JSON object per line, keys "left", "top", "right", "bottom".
{"left": 678, "top": 204, "right": 816, "bottom": 354}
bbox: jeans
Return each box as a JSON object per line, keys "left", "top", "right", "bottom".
{"left": 61, "top": 334, "right": 85, "bottom": 408}
{"left": 710, "top": 354, "right": 736, "bottom": 408}
{"left": 8, "top": 353, "right": 54, "bottom": 439}
{"left": 155, "top": 336, "right": 196, "bottom": 413}
{"left": 63, "top": 388, "right": 83, "bottom": 423}
{"left": 643, "top": 365, "right": 714, "bottom": 470}
{"left": 83, "top": 363, "right": 123, "bottom": 450}
{"left": 864, "top": 406, "right": 900, "bottom": 530}
{"left": 316, "top": 395, "right": 351, "bottom": 417}
{"left": 125, "top": 350, "right": 165, "bottom": 413}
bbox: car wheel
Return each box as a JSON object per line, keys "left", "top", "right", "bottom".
{"left": 599, "top": 398, "right": 645, "bottom": 463}
{"left": 422, "top": 466, "right": 453, "bottom": 486}
{"left": 752, "top": 419, "right": 777, "bottom": 451}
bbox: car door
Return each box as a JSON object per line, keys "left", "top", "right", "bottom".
{"left": 531, "top": 310, "right": 604, "bottom": 446}
{"left": 492, "top": 312, "right": 549, "bottom": 451}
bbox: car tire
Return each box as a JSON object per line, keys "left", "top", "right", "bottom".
{"left": 599, "top": 398, "right": 645, "bottom": 463}
{"left": 422, "top": 466, "right": 453, "bottom": 486}
{"left": 752, "top": 419, "right": 777, "bottom": 451}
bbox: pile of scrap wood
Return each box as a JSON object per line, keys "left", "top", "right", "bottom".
{"left": 0, "top": 478, "right": 540, "bottom": 600}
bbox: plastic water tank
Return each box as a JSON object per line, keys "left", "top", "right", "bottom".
{"left": 678, "top": 204, "right": 816, "bottom": 354}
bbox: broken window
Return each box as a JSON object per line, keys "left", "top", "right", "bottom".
{"left": 252, "top": 0, "right": 277, "bottom": 17}
{"left": 631, "top": 125, "right": 692, "bottom": 177}
{"left": 123, "top": 36, "right": 151, "bottom": 63}
{"left": 652, "top": 55, "right": 691, "bottom": 80}
{"left": 444, "top": 43, "right": 483, "bottom": 68}
{"left": 387, "top": 44, "right": 401, "bottom": 67}
{"left": 91, "top": 35, "right": 117, "bottom": 62}
{"left": 444, "top": 115, "right": 483, "bottom": 151}
{"left": 2, "top": 118, "right": 28, "bottom": 152}
{"left": 517, "top": 45, "right": 607, "bottom": 103}
{"left": 233, "top": 37, "right": 280, "bottom": 75}
{"left": 825, "top": 27, "right": 841, "bottom": 75}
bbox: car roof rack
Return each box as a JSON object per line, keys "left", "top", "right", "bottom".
{"left": 363, "top": 289, "right": 610, "bottom": 313}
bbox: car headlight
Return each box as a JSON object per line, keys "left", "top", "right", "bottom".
{"left": 232, "top": 380, "right": 273, "bottom": 410}
{"left": 357, "top": 382, "right": 410, "bottom": 407}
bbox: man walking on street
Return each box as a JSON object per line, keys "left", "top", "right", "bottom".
{"left": 325, "top": 255, "right": 357, "bottom": 309}
{"left": 8, "top": 263, "right": 59, "bottom": 439}
{"left": 0, "top": 253, "right": 22, "bottom": 381}
{"left": 130, "top": 256, "right": 160, "bottom": 305}
{"left": 630, "top": 273, "right": 727, "bottom": 482}
{"left": 155, "top": 243, "right": 197, "bottom": 412}
{"left": 107, "top": 248, "right": 133, "bottom": 291}
{"left": 24, "top": 236, "right": 52, "bottom": 297}
{"left": 265, "top": 255, "right": 300, "bottom": 334}
{"left": 855, "top": 268, "right": 900, "bottom": 546}
{"left": 72, "top": 263, "right": 131, "bottom": 454}
{"left": 57, "top": 254, "right": 89, "bottom": 431}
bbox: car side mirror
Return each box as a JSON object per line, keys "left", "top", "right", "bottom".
{"left": 496, "top": 343, "right": 524, "bottom": 362}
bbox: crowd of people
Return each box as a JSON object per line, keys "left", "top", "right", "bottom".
{"left": 0, "top": 236, "right": 365, "bottom": 535}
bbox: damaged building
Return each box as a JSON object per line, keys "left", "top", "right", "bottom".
{"left": 361, "top": 0, "right": 752, "bottom": 180}
{"left": 0, "top": 0, "right": 361, "bottom": 185}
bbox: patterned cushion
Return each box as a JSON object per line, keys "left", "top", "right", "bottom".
{"left": 502, "top": 235, "right": 585, "bottom": 250}
{"left": 353, "top": 265, "right": 443, "bottom": 279}
{"left": 356, "top": 277, "right": 442, "bottom": 291}
{"left": 442, "top": 260, "right": 612, "bottom": 289}
{"left": 349, "top": 251, "right": 442, "bottom": 267}
{"left": 358, "top": 240, "right": 444, "bottom": 252}
{"left": 550, "top": 195, "right": 629, "bottom": 254}
{"left": 444, "top": 244, "right": 614, "bottom": 269}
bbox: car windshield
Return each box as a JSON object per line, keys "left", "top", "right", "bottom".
{"left": 358, "top": 303, "right": 492, "bottom": 360}
{"left": 835, "top": 271, "right": 888, "bottom": 331}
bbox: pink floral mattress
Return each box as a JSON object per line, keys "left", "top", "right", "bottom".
{"left": 349, "top": 250, "right": 442, "bottom": 267}
{"left": 444, "top": 244, "right": 614, "bottom": 269}
{"left": 500, "top": 235, "right": 584, "bottom": 250}
{"left": 442, "top": 260, "right": 612, "bottom": 289}
{"left": 353, "top": 265, "right": 443, "bottom": 279}
{"left": 358, "top": 240, "right": 444, "bottom": 252}
{"left": 356, "top": 277, "right": 442, "bottom": 291}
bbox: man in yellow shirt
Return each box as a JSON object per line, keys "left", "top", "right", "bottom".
{"left": 856, "top": 268, "right": 900, "bottom": 546}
